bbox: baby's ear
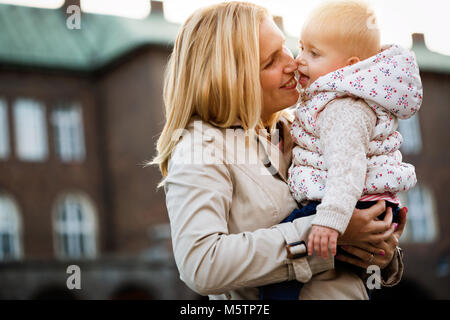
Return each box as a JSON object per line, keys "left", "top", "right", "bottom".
{"left": 346, "top": 57, "right": 360, "bottom": 66}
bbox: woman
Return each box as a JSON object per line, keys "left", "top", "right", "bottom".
{"left": 151, "top": 2, "right": 405, "bottom": 300}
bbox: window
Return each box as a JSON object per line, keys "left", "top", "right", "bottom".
{"left": 51, "top": 103, "right": 86, "bottom": 162}
{"left": 436, "top": 255, "right": 449, "bottom": 278}
{"left": 398, "top": 184, "right": 438, "bottom": 243}
{"left": 397, "top": 114, "right": 422, "bottom": 155}
{"left": 0, "top": 194, "right": 22, "bottom": 261}
{"left": 0, "top": 99, "right": 9, "bottom": 159}
{"left": 53, "top": 193, "right": 97, "bottom": 259}
{"left": 13, "top": 98, "right": 48, "bottom": 161}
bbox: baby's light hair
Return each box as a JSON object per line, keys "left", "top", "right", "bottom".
{"left": 302, "top": 0, "right": 381, "bottom": 60}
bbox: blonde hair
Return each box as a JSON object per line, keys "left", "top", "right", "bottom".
{"left": 150, "top": 2, "right": 276, "bottom": 178}
{"left": 302, "top": 0, "right": 381, "bottom": 59}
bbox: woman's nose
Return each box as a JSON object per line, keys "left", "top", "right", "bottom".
{"left": 283, "top": 58, "right": 298, "bottom": 74}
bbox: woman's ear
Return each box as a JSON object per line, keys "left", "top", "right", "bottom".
{"left": 346, "top": 57, "right": 360, "bottom": 66}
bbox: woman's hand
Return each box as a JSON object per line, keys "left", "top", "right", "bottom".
{"left": 335, "top": 207, "right": 407, "bottom": 269}
{"left": 338, "top": 200, "right": 396, "bottom": 245}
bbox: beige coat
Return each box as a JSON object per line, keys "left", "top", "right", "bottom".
{"left": 164, "top": 116, "right": 403, "bottom": 300}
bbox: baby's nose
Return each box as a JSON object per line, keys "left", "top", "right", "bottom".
{"left": 296, "top": 52, "right": 308, "bottom": 66}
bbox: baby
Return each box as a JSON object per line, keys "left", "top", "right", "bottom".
{"left": 259, "top": 0, "right": 423, "bottom": 300}
{"left": 288, "top": 0, "right": 423, "bottom": 260}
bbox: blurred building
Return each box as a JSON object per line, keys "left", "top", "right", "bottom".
{"left": 0, "top": 0, "right": 198, "bottom": 299}
{"left": 0, "top": 0, "right": 449, "bottom": 299}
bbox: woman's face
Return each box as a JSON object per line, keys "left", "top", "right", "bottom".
{"left": 259, "top": 17, "right": 299, "bottom": 121}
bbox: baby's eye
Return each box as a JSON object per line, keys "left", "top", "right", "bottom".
{"left": 311, "top": 50, "right": 319, "bottom": 57}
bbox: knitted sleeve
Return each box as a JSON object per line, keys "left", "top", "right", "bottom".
{"left": 311, "top": 97, "right": 377, "bottom": 234}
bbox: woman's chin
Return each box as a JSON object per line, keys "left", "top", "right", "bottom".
{"left": 281, "top": 92, "right": 300, "bottom": 109}
{"left": 265, "top": 92, "right": 300, "bottom": 116}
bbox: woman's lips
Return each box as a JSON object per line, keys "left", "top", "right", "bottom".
{"left": 281, "top": 77, "right": 297, "bottom": 89}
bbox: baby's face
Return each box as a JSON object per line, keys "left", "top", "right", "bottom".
{"left": 295, "top": 31, "right": 352, "bottom": 88}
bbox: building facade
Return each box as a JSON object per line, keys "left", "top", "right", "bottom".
{"left": 0, "top": 0, "right": 198, "bottom": 299}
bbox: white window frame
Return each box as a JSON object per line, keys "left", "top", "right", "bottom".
{"left": 398, "top": 184, "right": 438, "bottom": 243}
{"left": 398, "top": 114, "right": 423, "bottom": 155}
{"left": 0, "top": 194, "right": 23, "bottom": 261}
{"left": 0, "top": 99, "right": 9, "bottom": 159}
{"left": 51, "top": 103, "right": 86, "bottom": 162}
{"left": 53, "top": 193, "right": 97, "bottom": 260}
{"left": 13, "top": 98, "right": 48, "bottom": 161}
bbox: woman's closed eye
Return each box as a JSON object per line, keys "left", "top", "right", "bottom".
{"left": 264, "top": 53, "right": 279, "bottom": 69}
{"left": 264, "top": 59, "right": 274, "bottom": 69}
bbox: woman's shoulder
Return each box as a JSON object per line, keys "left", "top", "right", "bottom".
{"left": 185, "top": 115, "right": 224, "bottom": 131}
{"left": 171, "top": 116, "right": 228, "bottom": 162}
{"left": 180, "top": 116, "right": 227, "bottom": 141}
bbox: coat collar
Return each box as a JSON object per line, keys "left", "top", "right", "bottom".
{"left": 233, "top": 116, "right": 293, "bottom": 183}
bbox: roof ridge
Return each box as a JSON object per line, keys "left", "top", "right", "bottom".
{"left": 0, "top": 3, "right": 180, "bottom": 71}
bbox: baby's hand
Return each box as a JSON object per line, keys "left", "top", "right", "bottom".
{"left": 308, "top": 225, "right": 339, "bottom": 259}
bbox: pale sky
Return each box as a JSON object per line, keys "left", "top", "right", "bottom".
{"left": 1, "top": 0, "right": 450, "bottom": 56}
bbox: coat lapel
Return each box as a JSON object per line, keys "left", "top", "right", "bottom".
{"left": 256, "top": 117, "right": 293, "bottom": 183}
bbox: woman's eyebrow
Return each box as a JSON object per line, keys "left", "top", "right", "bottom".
{"left": 261, "top": 38, "right": 286, "bottom": 65}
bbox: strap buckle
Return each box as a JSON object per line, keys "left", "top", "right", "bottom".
{"left": 286, "top": 240, "right": 308, "bottom": 259}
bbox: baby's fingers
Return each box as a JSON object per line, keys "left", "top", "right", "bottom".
{"left": 330, "top": 235, "right": 338, "bottom": 257}
{"left": 321, "top": 235, "right": 329, "bottom": 259}
{"left": 308, "top": 233, "right": 314, "bottom": 256}
{"left": 314, "top": 234, "right": 322, "bottom": 257}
